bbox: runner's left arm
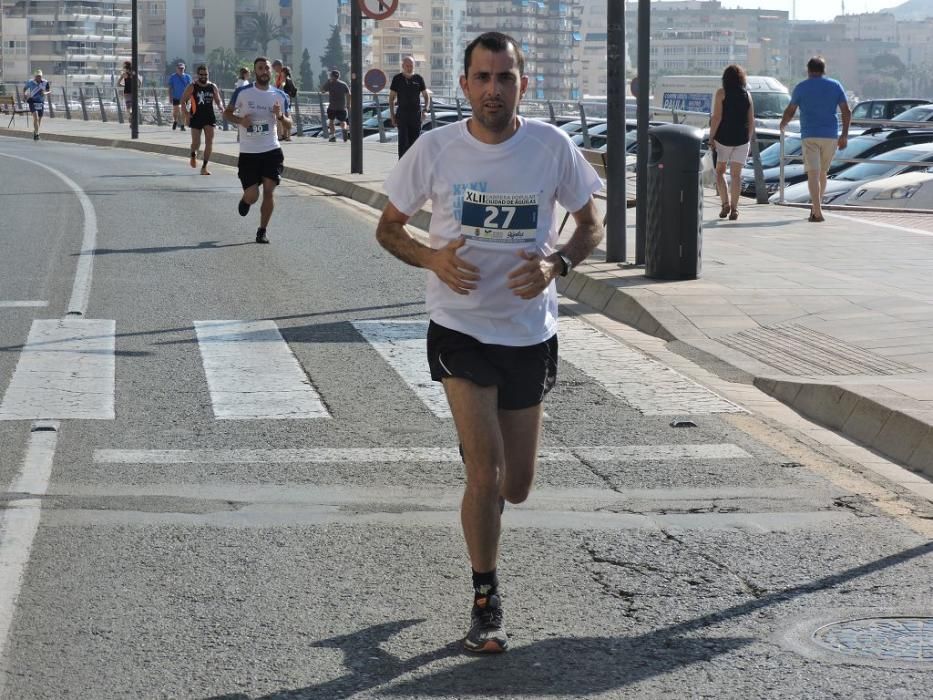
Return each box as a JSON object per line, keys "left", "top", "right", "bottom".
{"left": 506, "top": 197, "right": 603, "bottom": 300}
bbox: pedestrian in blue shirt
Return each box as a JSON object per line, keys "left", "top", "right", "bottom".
{"left": 24, "top": 69, "right": 50, "bottom": 141}
{"left": 779, "top": 56, "right": 851, "bottom": 222}
{"left": 167, "top": 62, "right": 192, "bottom": 132}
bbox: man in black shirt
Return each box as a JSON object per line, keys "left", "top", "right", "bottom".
{"left": 389, "top": 55, "right": 430, "bottom": 158}
{"left": 321, "top": 70, "right": 350, "bottom": 142}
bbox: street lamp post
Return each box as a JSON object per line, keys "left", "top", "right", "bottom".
{"left": 131, "top": 0, "right": 139, "bottom": 139}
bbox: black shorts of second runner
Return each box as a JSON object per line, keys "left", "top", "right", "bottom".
{"left": 189, "top": 113, "right": 217, "bottom": 130}
{"left": 171, "top": 98, "right": 181, "bottom": 106}
{"left": 427, "top": 321, "right": 558, "bottom": 410}
{"left": 28, "top": 101, "right": 43, "bottom": 116}
{"left": 237, "top": 148, "right": 284, "bottom": 189}
{"left": 327, "top": 108, "right": 348, "bottom": 122}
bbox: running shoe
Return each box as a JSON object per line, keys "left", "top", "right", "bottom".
{"left": 180, "top": 125, "right": 186, "bottom": 132}
{"left": 172, "top": 121, "right": 177, "bottom": 130}
{"left": 328, "top": 135, "right": 336, "bottom": 143}
{"left": 238, "top": 200, "right": 250, "bottom": 217}
{"left": 342, "top": 129, "right": 349, "bottom": 142}
{"left": 189, "top": 152, "right": 197, "bottom": 168}
{"left": 464, "top": 594, "right": 508, "bottom": 653}
{"left": 255, "top": 230, "right": 269, "bottom": 244}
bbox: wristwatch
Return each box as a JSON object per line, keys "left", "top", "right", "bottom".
{"left": 556, "top": 252, "right": 573, "bottom": 277}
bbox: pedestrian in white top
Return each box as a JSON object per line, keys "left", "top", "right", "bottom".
{"left": 376, "top": 31, "right": 603, "bottom": 654}
{"left": 223, "top": 56, "right": 292, "bottom": 244}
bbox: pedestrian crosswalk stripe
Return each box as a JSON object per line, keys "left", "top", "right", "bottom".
{"left": 93, "top": 443, "right": 751, "bottom": 464}
{"left": 194, "top": 320, "right": 330, "bottom": 419}
{"left": 558, "top": 317, "right": 745, "bottom": 415}
{"left": 351, "top": 320, "right": 450, "bottom": 418}
{"left": 0, "top": 319, "right": 115, "bottom": 420}
{"left": 0, "top": 301, "right": 47, "bottom": 308}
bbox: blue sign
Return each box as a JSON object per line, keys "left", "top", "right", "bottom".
{"left": 460, "top": 190, "right": 538, "bottom": 244}
{"left": 661, "top": 92, "right": 712, "bottom": 113}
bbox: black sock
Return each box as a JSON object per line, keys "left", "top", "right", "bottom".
{"left": 190, "top": 150, "right": 195, "bottom": 158}
{"left": 202, "top": 159, "right": 208, "bottom": 168}
{"left": 257, "top": 227, "right": 266, "bottom": 234}
{"left": 472, "top": 569, "right": 498, "bottom": 601}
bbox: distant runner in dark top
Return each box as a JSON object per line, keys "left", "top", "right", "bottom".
{"left": 389, "top": 55, "right": 430, "bottom": 158}
{"left": 709, "top": 63, "right": 754, "bottom": 221}
{"left": 180, "top": 64, "right": 225, "bottom": 175}
{"left": 321, "top": 70, "right": 350, "bottom": 143}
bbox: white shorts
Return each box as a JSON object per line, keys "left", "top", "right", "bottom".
{"left": 715, "top": 142, "right": 750, "bottom": 165}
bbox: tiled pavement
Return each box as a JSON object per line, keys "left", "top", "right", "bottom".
{"left": 2, "top": 117, "right": 932, "bottom": 489}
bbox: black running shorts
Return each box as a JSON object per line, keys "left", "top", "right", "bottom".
{"left": 189, "top": 113, "right": 217, "bottom": 130}
{"left": 427, "top": 321, "right": 558, "bottom": 410}
{"left": 237, "top": 148, "right": 284, "bottom": 189}
{"left": 171, "top": 98, "right": 181, "bottom": 106}
{"left": 28, "top": 101, "right": 43, "bottom": 115}
{"left": 327, "top": 108, "right": 348, "bottom": 122}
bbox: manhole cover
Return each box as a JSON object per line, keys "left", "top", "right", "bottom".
{"left": 812, "top": 617, "right": 933, "bottom": 662}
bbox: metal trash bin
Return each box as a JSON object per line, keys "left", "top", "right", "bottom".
{"left": 645, "top": 123, "right": 703, "bottom": 279}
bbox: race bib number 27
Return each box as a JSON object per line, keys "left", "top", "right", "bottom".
{"left": 460, "top": 190, "right": 538, "bottom": 244}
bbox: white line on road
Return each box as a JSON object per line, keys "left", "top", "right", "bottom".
{"left": 0, "top": 153, "right": 97, "bottom": 316}
{"left": 0, "top": 301, "right": 48, "bottom": 308}
{"left": 194, "top": 320, "right": 331, "bottom": 419}
{"left": 351, "top": 320, "right": 450, "bottom": 418}
{"left": 93, "top": 443, "right": 751, "bottom": 464}
{"left": 826, "top": 211, "right": 933, "bottom": 238}
{"left": 558, "top": 316, "right": 745, "bottom": 415}
{"left": 0, "top": 319, "right": 115, "bottom": 420}
{"left": 0, "top": 425, "right": 59, "bottom": 695}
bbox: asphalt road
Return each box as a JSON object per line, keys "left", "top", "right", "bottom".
{"left": 0, "top": 138, "right": 931, "bottom": 699}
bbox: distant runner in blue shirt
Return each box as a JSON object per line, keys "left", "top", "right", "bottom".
{"left": 24, "top": 69, "right": 50, "bottom": 141}
{"left": 167, "top": 62, "right": 192, "bottom": 132}
{"left": 779, "top": 56, "right": 851, "bottom": 223}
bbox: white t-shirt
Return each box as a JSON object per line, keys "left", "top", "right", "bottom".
{"left": 230, "top": 84, "right": 289, "bottom": 153}
{"left": 384, "top": 117, "right": 601, "bottom": 346}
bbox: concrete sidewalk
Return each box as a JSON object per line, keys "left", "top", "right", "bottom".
{"left": 3, "top": 118, "right": 933, "bottom": 483}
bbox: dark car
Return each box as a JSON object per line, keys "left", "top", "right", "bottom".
{"left": 740, "top": 127, "right": 933, "bottom": 198}
{"left": 850, "top": 98, "right": 931, "bottom": 127}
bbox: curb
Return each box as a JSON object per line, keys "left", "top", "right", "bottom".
{"left": 8, "top": 127, "right": 933, "bottom": 479}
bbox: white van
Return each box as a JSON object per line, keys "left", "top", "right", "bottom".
{"left": 652, "top": 75, "right": 791, "bottom": 128}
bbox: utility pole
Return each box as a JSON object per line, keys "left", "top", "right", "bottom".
{"left": 131, "top": 0, "right": 139, "bottom": 139}
{"left": 350, "top": 1, "right": 363, "bottom": 173}
{"left": 605, "top": 0, "right": 626, "bottom": 262}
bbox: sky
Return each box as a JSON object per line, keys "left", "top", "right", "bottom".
{"left": 717, "top": 1, "right": 900, "bottom": 22}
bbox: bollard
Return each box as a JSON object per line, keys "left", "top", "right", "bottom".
{"left": 578, "top": 102, "right": 591, "bottom": 149}
{"left": 293, "top": 95, "right": 303, "bottom": 137}
{"left": 78, "top": 88, "right": 89, "bottom": 121}
{"left": 61, "top": 87, "right": 71, "bottom": 119}
{"left": 153, "top": 88, "right": 164, "bottom": 126}
{"left": 220, "top": 89, "right": 229, "bottom": 131}
{"left": 318, "top": 93, "right": 328, "bottom": 138}
{"left": 455, "top": 97, "right": 462, "bottom": 121}
{"left": 46, "top": 90, "right": 55, "bottom": 119}
{"left": 548, "top": 100, "right": 556, "bottom": 125}
{"left": 429, "top": 101, "right": 437, "bottom": 129}
{"left": 376, "top": 93, "right": 386, "bottom": 143}
{"left": 114, "top": 88, "right": 124, "bottom": 124}
{"left": 96, "top": 87, "right": 108, "bottom": 123}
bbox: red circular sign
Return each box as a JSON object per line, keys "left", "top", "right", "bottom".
{"left": 364, "top": 68, "right": 387, "bottom": 93}
{"left": 359, "top": 0, "right": 398, "bottom": 21}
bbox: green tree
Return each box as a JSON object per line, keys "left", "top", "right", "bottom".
{"left": 299, "top": 48, "right": 314, "bottom": 91}
{"left": 318, "top": 25, "right": 349, "bottom": 88}
{"left": 206, "top": 47, "right": 241, "bottom": 89}
{"left": 242, "top": 11, "right": 285, "bottom": 57}
{"left": 872, "top": 53, "right": 906, "bottom": 81}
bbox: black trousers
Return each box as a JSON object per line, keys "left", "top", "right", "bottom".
{"left": 396, "top": 110, "right": 422, "bottom": 158}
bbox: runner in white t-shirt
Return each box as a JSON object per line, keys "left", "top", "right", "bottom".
{"left": 222, "top": 56, "right": 292, "bottom": 244}
{"left": 377, "top": 32, "right": 603, "bottom": 654}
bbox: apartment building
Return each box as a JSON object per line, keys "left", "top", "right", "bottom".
{"left": 139, "top": 0, "right": 166, "bottom": 85}
{"left": 1, "top": 0, "right": 132, "bottom": 91}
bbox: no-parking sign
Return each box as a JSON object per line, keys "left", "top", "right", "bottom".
{"left": 364, "top": 68, "right": 387, "bottom": 94}
{"left": 359, "top": 0, "right": 398, "bottom": 20}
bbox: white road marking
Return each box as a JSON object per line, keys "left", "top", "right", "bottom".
{"left": 351, "top": 320, "right": 450, "bottom": 418}
{"left": 0, "top": 319, "right": 115, "bottom": 420}
{"left": 194, "top": 320, "right": 330, "bottom": 419}
{"left": 558, "top": 316, "right": 745, "bottom": 415}
{"left": 93, "top": 443, "right": 751, "bottom": 464}
{"left": 0, "top": 153, "right": 97, "bottom": 316}
{"left": 0, "top": 425, "right": 59, "bottom": 692}
{"left": 826, "top": 211, "right": 933, "bottom": 238}
{"left": 0, "top": 301, "right": 48, "bottom": 308}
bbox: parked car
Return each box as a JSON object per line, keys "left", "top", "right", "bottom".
{"left": 843, "top": 169, "right": 933, "bottom": 209}
{"left": 740, "top": 127, "right": 933, "bottom": 198}
{"left": 890, "top": 103, "right": 933, "bottom": 124}
{"left": 850, "top": 98, "right": 931, "bottom": 127}
{"left": 770, "top": 141, "right": 933, "bottom": 204}
{"left": 560, "top": 119, "right": 606, "bottom": 139}
{"left": 361, "top": 107, "right": 470, "bottom": 136}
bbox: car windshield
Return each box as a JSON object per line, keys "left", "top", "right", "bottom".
{"left": 757, "top": 136, "right": 801, "bottom": 167}
{"left": 835, "top": 149, "right": 928, "bottom": 181}
{"left": 892, "top": 106, "right": 933, "bottom": 122}
{"left": 830, "top": 136, "right": 884, "bottom": 168}
{"left": 753, "top": 92, "right": 791, "bottom": 118}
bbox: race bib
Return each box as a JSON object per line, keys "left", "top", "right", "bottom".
{"left": 460, "top": 190, "right": 538, "bottom": 244}
{"left": 246, "top": 123, "right": 270, "bottom": 135}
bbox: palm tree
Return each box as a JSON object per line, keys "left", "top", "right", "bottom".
{"left": 241, "top": 12, "right": 285, "bottom": 57}
{"left": 206, "top": 47, "right": 242, "bottom": 89}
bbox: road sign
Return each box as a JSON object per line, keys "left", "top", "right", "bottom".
{"left": 364, "top": 68, "right": 387, "bottom": 94}
{"left": 359, "top": 0, "right": 398, "bottom": 20}
{"left": 630, "top": 76, "right": 639, "bottom": 98}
